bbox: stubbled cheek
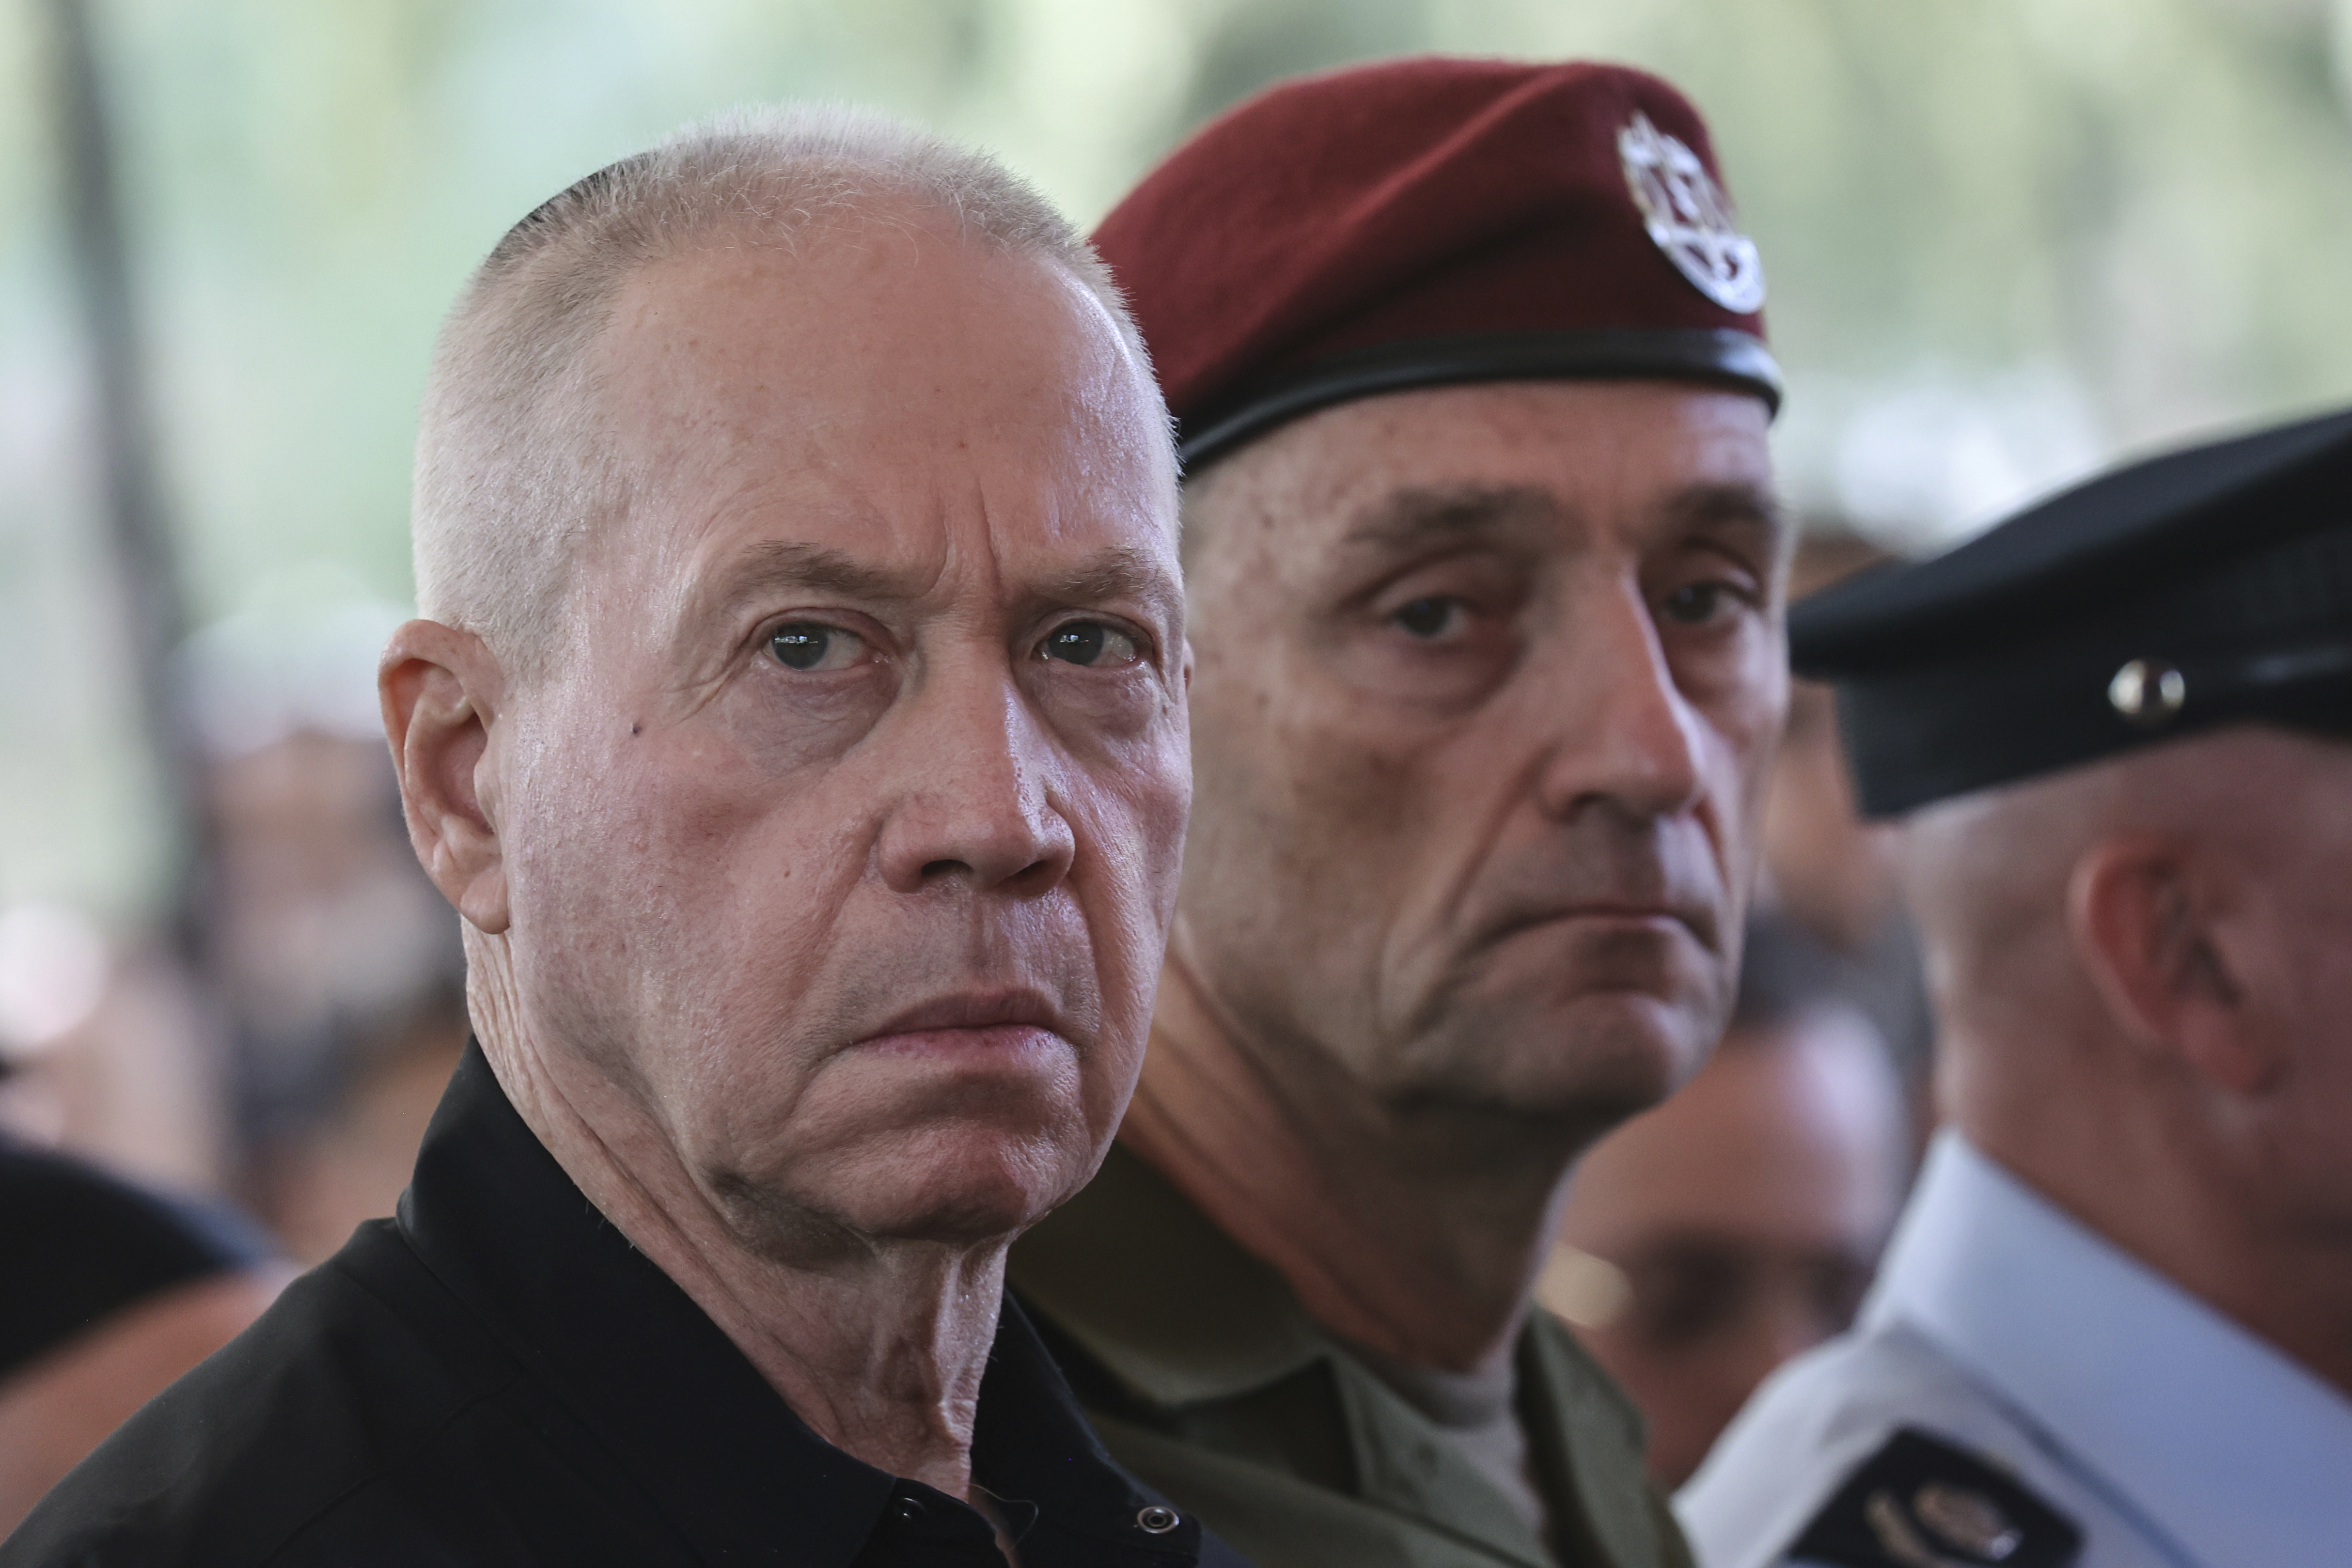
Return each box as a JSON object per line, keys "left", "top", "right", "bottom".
{"left": 1063, "top": 738, "right": 1191, "bottom": 962}
{"left": 515, "top": 705, "right": 845, "bottom": 966}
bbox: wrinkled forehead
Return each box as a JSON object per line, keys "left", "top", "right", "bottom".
{"left": 569, "top": 222, "right": 1176, "bottom": 611}
{"left": 596, "top": 221, "right": 1162, "bottom": 475}
{"left": 1182, "top": 378, "right": 1778, "bottom": 569}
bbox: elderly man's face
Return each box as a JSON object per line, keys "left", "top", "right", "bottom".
{"left": 1180, "top": 383, "right": 1783, "bottom": 1125}
{"left": 2108, "top": 728, "right": 2352, "bottom": 1232}
{"left": 494, "top": 222, "right": 1186, "bottom": 1253}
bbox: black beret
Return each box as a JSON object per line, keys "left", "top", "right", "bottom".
{"left": 1790, "top": 406, "right": 2352, "bottom": 818}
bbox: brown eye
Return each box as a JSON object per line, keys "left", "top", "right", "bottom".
{"left": 1392, "top": 596, "right": 1462, "bottom": 638}
{"left": 1661, "top": 582, "right": 1730, "bottom": 626}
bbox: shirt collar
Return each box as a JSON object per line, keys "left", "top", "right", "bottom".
{"left": 1865, "top": 1129, "right": 2352, "bottom": 1567}
{"left": 399, "top": 1042, "right": 1207, "bottom": 1567}
{"left": 1010, "top": 1140, "right": 1674, "bottom": 1568}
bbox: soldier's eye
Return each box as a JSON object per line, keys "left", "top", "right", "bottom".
{"left": 768, "top": 623, "right": 865, "bottom": 672}
{"left": 1392, "top": 596, "right": 1465, "bottom": 639}
{"left": 1042, "top": 621, "right": 1141, "bottom": 667}
{"left": 1661, "top": 582, "right": 1737, "bottom": 627}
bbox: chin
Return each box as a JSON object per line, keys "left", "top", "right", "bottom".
{"left": 1440, "top": 926, "right": 1730, "bottom": 1103}
{"left": 695, "top": 1043, "right": 1125, "bottom": 1251}
{"left": 1397, "top": 988, "right": 1717, "bottom": 1128}
{"left": 722, "top": 1110, "right": 1104, "bottom": 1254}
{"left": 1542, "top": 994, "right": 1711, "bottom": 1108}
{"left": 829, "top": 1125, "right": 1094, "bottom": 1242}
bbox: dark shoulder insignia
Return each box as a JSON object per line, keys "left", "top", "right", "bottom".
{"left": 1782, "top": 1427, "right": 2083, "bottom": 1568}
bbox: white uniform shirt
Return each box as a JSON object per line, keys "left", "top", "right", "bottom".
{"left": 1676, "top": 1131, "right": 2352, "bottom": 1568}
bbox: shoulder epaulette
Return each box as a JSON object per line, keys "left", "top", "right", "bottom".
{"left": 1781, "top": 1426, "right": 2082, "bottom": 1568}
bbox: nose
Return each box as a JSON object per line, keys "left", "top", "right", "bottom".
{"left": 1530, "top": 576, "right": 1707, "bottom": 822}
{"left": 875, "top": 659, "right": 1077, "bottom": 897}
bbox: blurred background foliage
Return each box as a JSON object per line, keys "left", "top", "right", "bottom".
{"left": 4, "top": 0, "right": 2352, "bottom": 922}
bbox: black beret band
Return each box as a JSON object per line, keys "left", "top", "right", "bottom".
{"left": 1176, "top": 327, "right": 1783, "bottom": 470}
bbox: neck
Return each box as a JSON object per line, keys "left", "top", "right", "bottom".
{"left": 1120, "top": 945, "right": 1581, "bottom": 1376}
{"left": 1957, "top": 1040, "right": 2352, "bottom": 1402}
{"left": 468, "top": 956, "right": 1003, "bottom": 1501}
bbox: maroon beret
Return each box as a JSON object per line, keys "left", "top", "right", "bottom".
{"left": 1094, "top": 56, "right": 1779, "bottom": 469}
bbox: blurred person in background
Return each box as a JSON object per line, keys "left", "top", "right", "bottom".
{"left": 1010, "top": 58, "right": 1786, "bottom": 1568}
{"left": 1759, "top": 534, "right": 1896, "bottom": 958}
{"left": 0, "top": 593, "right": 467, "bottom": 1537}
{"left": 1540, "top": 917, "right": 1911, "bottom": 1489}
{"left": 1757, "top": 531, "right": 1931, "bottom": 1111}
{"left": 1681, "top": 410, "right": 2352, "bottom": 1566}
{"left": 180, "top": 592, "right": 466, "bottom": 1213}
{"left": 7, "top": 107, "right": 1239, "bottom": 1565}
{"left": 0, "top": 591, "right": 462, "bottom": 1265}
{"left": 0, "top": 909, "right": 233, "bottom": 1200}
{"left": 0, "top": 1111, "right": 286, "bottom": 1535}
{"left": 0, "top": 905, "right": 288, "bottom": 1536}
{"left": 257, "top": 982, "right": 467, "bottom": 1265}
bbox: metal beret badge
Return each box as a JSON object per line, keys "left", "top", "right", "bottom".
{"left": 1618, "top": 111, "right": 1766, "bottom": 314}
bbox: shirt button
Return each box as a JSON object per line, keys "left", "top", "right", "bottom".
{"left": 1135, "top": 1504, "right": 1180, "bottom": 1534}
{"left": 893, "top": 1495, "right": 929, "bottom": 1524}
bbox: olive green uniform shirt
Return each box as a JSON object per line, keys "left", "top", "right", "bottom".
{"left": 1009, "top": 1145, "right": 1696, "bottom": 1568}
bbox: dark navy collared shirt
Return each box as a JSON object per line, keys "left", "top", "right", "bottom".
{"left": 4, "top": 1045, "right": 1244, "bottom": 1568}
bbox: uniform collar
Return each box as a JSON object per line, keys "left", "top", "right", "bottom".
{"left": 1011, "top": 1140, "right": 1673, "bottom": 1568}
{"left": 1865, "top": 1129, "right": 2352, "bottom": 1567}
{"left": 397, "top": 1042, "right": 1208, "bottom": 1568}
{"left": 1005, "top": 1138, "right": 1325, "bottom": 1406}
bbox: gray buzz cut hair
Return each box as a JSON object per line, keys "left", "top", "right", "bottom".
{"left": 411, "top": 104, "right": 1160, "bottom": 676}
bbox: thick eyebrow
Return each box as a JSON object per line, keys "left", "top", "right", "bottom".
{"left": 1341, "top": 485, "right": 1561, "bottom": 553}
{"left": 1662, "top": 481, "right": 1791, "bottom": 586}
{"left": 704, "top": 540, "right": 933, "bottom": 612}
{"left": 1347, "top": 479, "right": 1788, "bottom": 561}
{"left": 1016, "top": 545, "right": 1185, "bottom": 632}
{"left": 1663, "top": 479, "right": 1787, "bottom": 539}
{"left": 691, "top": 538, "right": 1182, "bottom": 638}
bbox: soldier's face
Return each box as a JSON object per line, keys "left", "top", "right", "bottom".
{"left": 495, "top": 226, "right": 1188, "bottom": 1251}
{"left": 1177, "top": 381, "right": 1783, "bottom": 1126}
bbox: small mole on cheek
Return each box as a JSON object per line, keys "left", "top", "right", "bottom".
{"left": 630, "top": 722, "right": 643, "bottom": 737}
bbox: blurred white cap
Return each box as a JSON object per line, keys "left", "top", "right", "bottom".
{"left": 178, "top": 566, "right": 410, "bottom": 757}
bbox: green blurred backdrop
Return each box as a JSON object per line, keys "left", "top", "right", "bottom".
{"left": 6, "top": 0, "right": 2352, "bottom": 921}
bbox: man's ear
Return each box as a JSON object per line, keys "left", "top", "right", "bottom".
{"left": 381, "top": 619, "right": 511, "bottom": 935}
{"left": 2068, "top": 834, "right": 2274, "bottom": 1095}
